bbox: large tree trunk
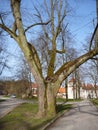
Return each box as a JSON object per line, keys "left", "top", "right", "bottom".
{"left": 37, "top": 81, "right": 59, "bottom": 118}
{"left": 37, "top": 81, "right": 60, "bottom": 118}
{"left": 46, "top": 83, "right": 56, "bottom": 117}
{"left": 37, "top": 82, "right": 46, "bottom": 117}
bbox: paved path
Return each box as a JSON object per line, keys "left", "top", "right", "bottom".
{"left": 0, "top": 97, "right": 26, "bottom": 118}
{"left": 46, "top": 99, "right": 98, "bottom": 130}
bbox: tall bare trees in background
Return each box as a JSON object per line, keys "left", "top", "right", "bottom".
{"left": 0, "top": 28, "right": 9, "bottom": 76}
{"left": 83, "top": 58, "right": 98, "bottom": 98}
{"left": 0, "top": 0, "right": 98, "bottom": 118}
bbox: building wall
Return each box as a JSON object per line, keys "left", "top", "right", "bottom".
{"left": 68, "top": 81, "right": 76, "bottom": 99}
{"left": 68, "top": 86, "right": 73, "bottom": 99}
{"left": 67, "top": 82, "right": 98, "bottom": 99}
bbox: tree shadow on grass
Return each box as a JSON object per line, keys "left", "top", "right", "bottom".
{"left": 0, "top": 118, "right": 53, "bottom": 130}
{"left": 0, "top": 120, "right": 34, "bottom": 130}
{"left": 56, "top": 104, "right": 72, "bottom": 113}
{"left": 0, "top": 99, "right": 6, "bottom": 102}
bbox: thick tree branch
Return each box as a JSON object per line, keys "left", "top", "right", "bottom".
{"left": 47, "top": 1, "right": 66, "bottom": 77}
{"left": 45, "top": 48, "right": 98, "bottom": 90}
{"left": 56, "top": 49, "right": 98, "bottom": 83}
{"left": 28, "top": 42, "right": 42, "bottom": 75}
{"left": 11, "top": 0, "right": 24, "bottom": 36}
{"left": 89, "top": 23, "right": 98, "bottom": 50}
{"left": 0, "top": 24, "right": 19, "bottom": 41}
{"left": 56, "top": 49, "right": 66, "bottom": 54}
{"left": 11, "top": 0, "right": 44, "bottom": 82}
{"left": 12, "top": 21, "right": 17, "bottom": 35}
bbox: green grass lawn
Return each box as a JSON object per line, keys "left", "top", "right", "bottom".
{"left": 0, "top": 103, "right": 72, "bottom": 130}
{"left": 67, "top": 99, "right": 83, "bottom": 102}
{"left": 91, "top": 99, "right": 98, "bottom": 106}
{"left": 56, "top": 98, "right": 83, "bottom": 103}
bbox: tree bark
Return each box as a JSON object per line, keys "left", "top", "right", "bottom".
{"left": 38, "top": 82, "right": 59, "bottom": 117}
{"left": 37, "top": 81, "right": 46, "bottom": 117}
{"left": 46, "top": 83, "right": 56, "bottom": 117}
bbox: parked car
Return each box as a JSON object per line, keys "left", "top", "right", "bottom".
{"left": 11, "top": 94, "right": 16, "bottom": 98}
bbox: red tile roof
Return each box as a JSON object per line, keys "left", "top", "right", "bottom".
{"left": 82, "top": 83, "right": 98, "bottom": 90}
{"left": 69, "top": 77, "right": 76, "bottom": 83}
{"left": 31, "top": 83, "right": 38, "bottom": 88}
{"left": 58, "top": 87, "right": 66, "bottom": 93}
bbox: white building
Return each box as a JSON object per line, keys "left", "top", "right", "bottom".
{"left": 31, "top": 79, "right": 98, "bottom": 99}
{"left": 68, "top": 78, "right": 98, "bottom": 99}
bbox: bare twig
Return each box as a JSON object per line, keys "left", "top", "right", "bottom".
{"left": 25, "top": 20, "right": 51, "bottom": 32}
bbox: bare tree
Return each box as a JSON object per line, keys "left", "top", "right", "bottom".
{"left": 16, "top": 55, "right": 33, "bottom": 98}
{"left": 87, "top": 59, "right": 98, "bottom": 98}
{"left": 0, "top": 0, "right": 98, "bottom": 118}
{"left": 0, "top": 30, "right": 9, "bottom": 75}
{"left": 73, "top": 68, "right": 82, "bottom": 99}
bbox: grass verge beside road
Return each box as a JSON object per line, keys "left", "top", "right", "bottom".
{"left": 91, "top": 99, "right": 98, "bottom": 106}
{"left": 56, "top": 98, "right": 83, "bottom": 103}
{"left": 0, "top": 102, "right": 72, "bottom": 130}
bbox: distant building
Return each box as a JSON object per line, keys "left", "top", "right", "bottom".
{"left": 68, "top": 79, "right": 98, "bottom": 99}
{"left": 67, "top": 78, "right": 76, "bottom": 99}
{"left": 81, "top": 83, "right": 98, "bottom": 99}
{"left": 57, "top": 87, "right": 66, "bottom": 98}
{"left": 31, "top": 79, "right": 98, "bottom": 99}
{"left": 31, "top": 83, "right": 38, "bottom": 97}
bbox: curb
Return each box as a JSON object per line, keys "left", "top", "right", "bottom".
{"left": 41, "top": 109, "right": 69, "bottom": 130}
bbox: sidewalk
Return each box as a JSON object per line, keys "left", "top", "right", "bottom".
{"left": 0, "top": 96, "right": 37, "bottom": 119}
{"left": 46, "top": 99, "right": 98, "bottom": 130}
{"left": 0, "top": 98, "right": 25, "bottom": 118}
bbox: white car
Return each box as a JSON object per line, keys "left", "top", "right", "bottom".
{"left": 11, "top": 94, "right": 16, "bottom": 98}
